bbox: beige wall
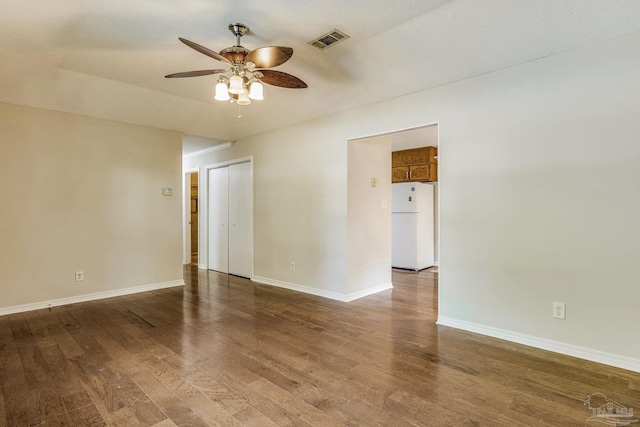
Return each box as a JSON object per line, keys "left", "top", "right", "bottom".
{"left": 0, "top": 102, "right": 183, "bottom": 311}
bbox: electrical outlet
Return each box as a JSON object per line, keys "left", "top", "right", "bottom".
{"left": 75, "top": 271, "right": 84, "bottom": 282}
{"left": 553, "top": 302, "right": 566, "bottom": 319}
{"left": 290, "top": 262, "right": 295, "bottom": 272}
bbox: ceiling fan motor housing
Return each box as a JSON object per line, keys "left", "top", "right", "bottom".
{"left": 221, "top": 23, "right": 250, "bottom": 63}
{"left": 220, "top": 46, "right": 250, "bottom": 63}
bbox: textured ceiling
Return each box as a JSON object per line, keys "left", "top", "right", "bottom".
{"left": 2, "top": 1, "right": 640, "bottom": 142}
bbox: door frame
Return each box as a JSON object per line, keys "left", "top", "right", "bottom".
{"left": 346, "top": 122, "right": 440, "bottom": 280}
{"left": 183, "top": 167, "right": 199, "bottom": 265}
{"left": 203, "top": 157, "right": 254, "bottom": 276}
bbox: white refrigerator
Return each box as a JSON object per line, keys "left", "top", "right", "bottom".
{"left": 392, "top": 182, "right": 435, "bottom": 271}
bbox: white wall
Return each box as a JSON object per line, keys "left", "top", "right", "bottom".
{"left": 185, "top": 31, "right": 640, "bottom": 370}
{"left": 347, "top": 138, "right": 392, "bottom": 297}
{"left": 0, "top": 102, "right": 184, "bottom": 313}
{"left": 183, "top": 123, "right": 349, "bottom": 298}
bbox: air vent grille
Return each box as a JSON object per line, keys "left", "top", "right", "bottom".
{"left": 309, "top": 29, "right": 350, "bottom": 50}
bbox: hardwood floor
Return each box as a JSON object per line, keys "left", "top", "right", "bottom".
{"left": 1, "top": 266, "right": 639, "bottom": 426}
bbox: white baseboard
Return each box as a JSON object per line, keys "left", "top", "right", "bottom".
{"left": 437, "top": 316, "right": 640, "bottom": 373}
{"left": 0, "top": 280, "right": 185, "bottom": 316}
{"left": 252, "top": 276, "right": 393, "bottom": 302}
{"left": 345, "top": 282, "right": 394, "bottom": 302}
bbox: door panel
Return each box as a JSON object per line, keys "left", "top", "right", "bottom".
{"left": 391, "top": 166, "right": 410, "bottom": 183}
{"left": 208, "top": 167, "right": 229, "bottom": 273}
{"left": 409, "top": 164, "right": 431, "bottom": 181}
{"left": 228, "top": 162, "right": 253, "bottom": 278}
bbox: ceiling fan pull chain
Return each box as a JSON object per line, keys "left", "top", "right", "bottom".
{"left": 237, "top": 104, "right": 243, "bottom": 119}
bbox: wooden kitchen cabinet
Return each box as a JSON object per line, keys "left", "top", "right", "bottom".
{"left": 409, "top": 164, "right": 431, "bottom": 181}
{"left": 391, "top": 146, "right": 437, "bottom": 183}
{"left": 391, "top": 166, "right": 410, "bottom": 182}
{"left": 392, "top": 146, "right": 437, "bottom": 166}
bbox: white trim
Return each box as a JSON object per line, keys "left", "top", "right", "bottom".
{"left": 183, "top": 142, "right": 233, "bottom": 158}
{"left": 349, "top": 121, "right": 440, "bottom": 143}
{"left": 437, "top": 316, "right": 640, "bottom": 373}
{"left": 0, "top": 280, "right": 185, "bottom": 316}
{"left": 253, "top": 276, "right": 393, "bottom": 302}
{"left": 345, "top": 282, "right": 394, "bottom": 302}
{"left": 252, "top": 276, "right": 346, "bottom": 301}
{"left": 205, "top": 156, "right": 253, "bottom": 171}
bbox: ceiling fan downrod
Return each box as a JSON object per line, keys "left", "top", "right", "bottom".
{"left": 229, "top": 23, "right": 249, "bottom": 47}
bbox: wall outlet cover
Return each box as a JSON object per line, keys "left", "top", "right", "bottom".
{"left": 553, "top": 302, "right": 566, "bottom": 319}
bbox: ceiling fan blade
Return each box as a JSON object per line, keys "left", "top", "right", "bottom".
{"left": 178, "top": 37, "right": 231, "bottom": 65}
{"left": 165, "top": 69, "right": 227, "bottom": 78}
{"left": 258, "top": 70, "right": 307, "bottom": 88}
{"left": 246, "top": 46, "right": 293, "bottom": 68}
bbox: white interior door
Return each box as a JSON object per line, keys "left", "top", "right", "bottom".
{"left": 208, "top": 167, "right": 229, "bottom": 273}
{"left": 228, "top": 162, "right": 253, "bottom": 278}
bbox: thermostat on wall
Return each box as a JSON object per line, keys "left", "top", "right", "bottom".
{"left": 163, "top": 187, "right": 172, "bottom": 196}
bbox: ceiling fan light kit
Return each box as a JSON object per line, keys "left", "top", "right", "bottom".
{"left": 214, "top": 79, "right": 231, "bottom": 101}
{"left": 248, "top": 80, "right": 264, "bottom": 100}
{"left": 228, "top": 73, "right": 244, "bottom": 95}
{"left": 166, "top": 23, "right": 307, "bottom": 112}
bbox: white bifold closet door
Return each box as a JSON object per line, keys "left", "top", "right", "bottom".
{"left": 228, "top": 161, "right": 253, "bottom": 278}
{"left": 207, "top": 162, "right": 252, "bottom": 278}
{"left": 208, "top": 167, "right": 229, "bottom": 273}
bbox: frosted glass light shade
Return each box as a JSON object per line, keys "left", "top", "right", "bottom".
{"left": 214, "top": 81, "right": 230, "bottom": 101}
{"left": 228, "top": 74, "right": 244, "bottom": 94}
{"left": 248, "top": 81, "right": 264, "bottom": 100}
{"left": 237, "top": 89, "right": 251, "bottom": 105}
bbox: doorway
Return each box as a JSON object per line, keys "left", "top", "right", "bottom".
{"left": 346, "top": 123, "right": 439, "bottom": 290}
{"left": 389, "top": 124, "right": 439, "bottom": 271}
{"left": 189, "top": 172, "right": 199, "bottom": 265}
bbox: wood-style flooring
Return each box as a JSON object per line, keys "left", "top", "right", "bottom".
{"left": 1, "top": 266, "right": 639, "bottom": 426}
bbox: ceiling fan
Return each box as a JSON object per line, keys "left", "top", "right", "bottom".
{"left": 165, "top": 23, "right": 307, "bottom": 106}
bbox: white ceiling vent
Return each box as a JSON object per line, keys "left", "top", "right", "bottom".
{"left": 308, "top": 29, "right": 350, "bottom": 50}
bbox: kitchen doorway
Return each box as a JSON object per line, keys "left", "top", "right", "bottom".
{"left": 345, "top": 123, "right": 439, "bottom": 299}
{"left": 390, "top": 124, "right": 439, "bottom": 272}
